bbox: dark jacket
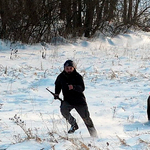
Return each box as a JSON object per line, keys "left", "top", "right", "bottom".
{"left": 55, "top": 69, "right": 87, "bottom": 105}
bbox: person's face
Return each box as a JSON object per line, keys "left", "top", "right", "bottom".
{"left": 64, "top": 66, "right": 74, "bottom": 74}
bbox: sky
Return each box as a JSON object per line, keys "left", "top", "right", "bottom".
{"left": 1, "top": 31, "right": 150, "bottom": 150}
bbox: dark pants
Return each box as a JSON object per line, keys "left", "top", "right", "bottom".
{"left": 147, "top": 96, "right": 150, "bottom": 120}
{"left": 60, "top": 101, "right": 98, "bottom": 137}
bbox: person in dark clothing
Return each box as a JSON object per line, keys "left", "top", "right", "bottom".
{"left": 147, "top": 96, "right": 150, "bottom": 121}
{"left": 54, "top": 60, "right": 98, "bottom": 137}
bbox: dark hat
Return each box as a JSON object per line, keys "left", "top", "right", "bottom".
{"left": 64, "top": 60, "right": 75, "bottom": 68}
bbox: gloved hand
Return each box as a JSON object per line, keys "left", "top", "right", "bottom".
{"left": 54, "top": 94, "right": 59, "bottom": 99}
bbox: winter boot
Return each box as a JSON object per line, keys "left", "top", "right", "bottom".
{"left": 68, "top": 123, "right": 79, "bottom": 134}
{"left": 87, "top": 126, "right": 98, "bottom": 138}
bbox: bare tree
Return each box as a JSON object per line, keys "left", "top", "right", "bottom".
{"left": 0, "top": 0, "right": 150, "bottom": 43}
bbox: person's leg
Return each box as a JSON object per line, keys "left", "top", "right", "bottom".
{"left": 60, "top": 101, "right": 78, "bottom": 133}
{"left": 75, "top": 105, "right": 98, "bottom": 137}
{"left": 60, "top": 101, "right": 75, "bottom": 125}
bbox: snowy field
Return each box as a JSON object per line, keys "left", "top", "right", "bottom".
{"left": 1, "top": 31, "right": 150, "bottom": 150}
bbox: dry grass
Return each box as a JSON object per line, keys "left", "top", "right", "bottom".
{"left": 9, "top": 113, "right": 102, "bottom": 149}
{"left": 116, "top": 135, "right": 129, "bottom": 147}
{"left": 139, "top": 138, "right": 150, "bottom": 147}
{"left": 9, "top": 114, "right": 35, "bottom": 140}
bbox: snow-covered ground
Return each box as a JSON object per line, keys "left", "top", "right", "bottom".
{"left": 1, "top": 31, "right": 150, "bottom": 150}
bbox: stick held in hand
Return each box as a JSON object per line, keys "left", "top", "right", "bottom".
{"left": 46, "top": 88, "right": 63, "bottom": 102}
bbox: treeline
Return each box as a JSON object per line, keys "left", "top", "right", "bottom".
{"left": 0, "top": 0, "right": 150, "bottom": 43}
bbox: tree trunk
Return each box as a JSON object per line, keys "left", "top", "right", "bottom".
{"left": 77, "top": 0, "right": 82, "bottom": 28}
{"left": 133, "top": 0, "right": 140, "bottom": 20}
{"left": 60, "top": 0, "right": 66, "bottom": 20}
{"left": 107, "top": 0, "right": 118, "bottom": 22}
{"left": 0, "top": 0, "right": 7, "bottom": 38}
{"left": 73, "top": 0, "right": 77, "bottom": 28}
{"left": 123, "top": 0, "right": 127, "bottom": 24}
{"left": 128, "top": 0, "right": 133, "bottom": 23}
{"left": 84, "top": 0, "right": 95, "bottom": 37}
{"left": 66, "top": 0, "right": 72, "bottom": 33}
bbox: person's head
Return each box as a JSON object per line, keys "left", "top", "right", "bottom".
{"left": 64, "top": 60, "right": 75, "bottom": 74}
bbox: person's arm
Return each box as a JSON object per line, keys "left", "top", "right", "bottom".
{"left": 69, "top": 75, "right": 85, "bottom": 93}
{"left": 55, "top": 75, "right": 61, "bottom": 95}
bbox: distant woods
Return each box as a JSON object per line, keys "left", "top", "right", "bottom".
{"left": 0, "top": 0, "right": 150, "bottom": 43}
